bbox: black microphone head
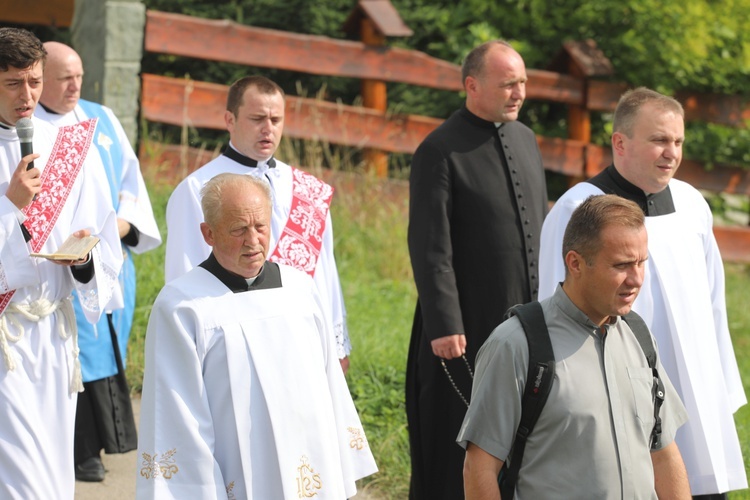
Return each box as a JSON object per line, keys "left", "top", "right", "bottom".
{"left": 16, "top": 117, "right": 34, "bottom": 143}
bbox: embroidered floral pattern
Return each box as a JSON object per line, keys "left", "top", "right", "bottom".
{"left": 347, "top": 426, "right": 369, "bottom": 450}
{"left": 226, "top": 481, "right": 236, "bottom": 500}
{"left": 140, "top": 448, "right": 179, "bottom": 480}
{"left": 296, "top": 455, "right": 323, "bottom": 498}
{"left": 269, "top": 168, "right": 333, "bottom": 278}
{"left": 0, "top": 119, "right": 96, "bottom": 317}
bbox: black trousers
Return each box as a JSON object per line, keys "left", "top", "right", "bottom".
{"left": 74, "top": 314, "right": 137, "bottom": 465}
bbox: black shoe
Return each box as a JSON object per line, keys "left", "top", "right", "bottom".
{"left": 75, "top": 456, "right": 105, "bottom": 482}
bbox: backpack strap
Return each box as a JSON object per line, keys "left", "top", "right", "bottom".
{"left": 498, "top": 301, "right": 556, "bottom": 500}
{"left": 623, "top": 311, "right": 665, "bottom": 449}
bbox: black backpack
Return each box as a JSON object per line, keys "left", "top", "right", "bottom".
{"left": 497, "top": 301, "right": 666, "bottom": 499}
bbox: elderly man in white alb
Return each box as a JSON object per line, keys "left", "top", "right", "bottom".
{"left": 137, "top": 173, "right": 377, "bottom": 499}
{"left": 165, "top": 75, "right": 352, "bottom": 371}
{"left": 0, "top": 28, "right": 121, "bottom": 499}
{"left": 35, "top": 41, "right": 162, "bottom": 482}
{"left": 538, "top": 87, "right": 747, "bottom": 498}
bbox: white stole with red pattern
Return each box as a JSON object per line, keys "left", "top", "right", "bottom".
{"left": 0, "top": 119, "right": 97, "bottom": 316}
{"left": 268, "top": 168, "right": 334, "bottom": 277}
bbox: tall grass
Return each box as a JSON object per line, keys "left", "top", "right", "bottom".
{"left": 128, "top": 160, "right": 750, "bottom": 498}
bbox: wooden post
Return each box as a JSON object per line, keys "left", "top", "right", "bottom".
{"left": 567, "top": 61, "right": 589, "bottom": 186}
{"left": 360, "top": 17, "right": 389, "bottom": 177}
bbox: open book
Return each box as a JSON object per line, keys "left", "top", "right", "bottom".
{"left": 30, "top": 235, "right": 100, "bottom": 261}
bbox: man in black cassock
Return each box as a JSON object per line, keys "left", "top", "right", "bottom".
{"left": 406, "top": 40, "right": 548, "bottom": 499}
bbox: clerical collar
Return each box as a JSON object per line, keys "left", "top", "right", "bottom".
{"left": 222, "top": 145, "right": 276, "bottom": 169}
{"left": 38, "top": 102, "right": 62, "bottom": 115}
{"left": 199, "top": 253, "right": 282, "bottom": 293}
{"left": 0, "top": 122, "right": 9, "bottom": 130}
{"left": 458, "top": 105, "right": 497, "bottom": 130}
{"left": 587, "top": 164, "right": 676, "bottom": 216}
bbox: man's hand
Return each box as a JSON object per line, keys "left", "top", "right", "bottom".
{"left": 431, "top": 334, "right": 467, "bottom": 360}
{"left": 6, "top": 154, "right": 41, "bottom": 209}
{"left": 51, "top": 229, "right": 92, "bottom": 267}
{"left": 117, "top": 218, "right": 131, "bottom": 240}
{"left": 339, "top": 356, "right": 350, "bottom": 375}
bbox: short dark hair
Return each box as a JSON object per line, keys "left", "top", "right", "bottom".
{"left": 0, "top": 28, "right": 46, "bottom": 72}
{"left": 461, "top": 40, "right": 513, "bottom": 86}
{"left": 226, "top": 75, "right": 284, "bottom": 116}
{"left": 563, "top": 194, "right": 644, "bottom": 266}
{"left": 613, "top": 87, "right": 684, "bottom": 138}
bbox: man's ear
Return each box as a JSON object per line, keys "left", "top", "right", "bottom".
{"left": 464, "top": 75, "right": 478, "bottom": 97}
{"left": 612, "top": 131, "right": 626, "bottom": 157}
{"left": 224, "top": 110, "right": 235, "bottom": 131}
{"left": 565, "top": 250, "right": 585, "bottom": 277}
{"left": 200, "top": 222, "right": 214, "bottom": 247}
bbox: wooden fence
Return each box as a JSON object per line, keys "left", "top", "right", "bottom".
{"left": 140, "top": 10, "right": 750, "bottom": 262}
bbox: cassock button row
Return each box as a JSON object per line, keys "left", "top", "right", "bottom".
{"left": 512, "top": 169, "right": 517, "bottom": 174}
{"left": 517, "top": 194, "right": 523, "bottom": 199}
{"left": 524, "top": 220, "right": 529, "bottom": 225}
{"left": 508, "top": 156, "right": 513, "bottom": 160}
{"left": 504, "top": 144, "right": 509, "bottom": 149}
{"left": 531, "top": 275, "right": 536, "bottom": 280}
{"left": 530, "top": 262, "right": 535, "bottom": 267}
{"left": 528, "top": 248, "right": 534, "bottom": 253}
{"left": 521, "top": 206, "right": 526, "bottom": 211}
{"left": 516, "top": 181, "right": 521, "bottom": 186}
{"left": 527, "top": 233, "right": 532, "bottom": 238}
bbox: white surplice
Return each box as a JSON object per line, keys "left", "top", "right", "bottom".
{"left": 0, "top": 117, "right": 122, "bottom": 499}
{"left": 164, "top": 151, "right": 352, "bottom": 358}
{"left": 539, "top": 179, "right": 747, "bottom": 495}
{"left": 136, "top": 263, "right": 377, "bottom": 499}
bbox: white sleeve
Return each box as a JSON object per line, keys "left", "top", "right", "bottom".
{"left": 314, "top": 211, "right": 351, "bottom": 357}
{"left": 136, "top": 289, "right": 227, "bottom": 499}
{"left": 164, "top": 178, "right": 212, "bottom": 283}
{"left": 71, "top": 152, "right": 123, "bottom": 324}
{"left": 703, "top": 205, "right": 746, "bottom": 412}
{"left": 107, "top": 108, "right": 161, "bottom": 254}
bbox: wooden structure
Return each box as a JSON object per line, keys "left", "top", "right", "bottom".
{"left": 0, "top": 0, "right": 75, "bottom": 27}
{"left": 140, "top": 9, "right": 750, "bottom": 262}
{"left": 344, "top": 0, "right": 413, "bottom": 176}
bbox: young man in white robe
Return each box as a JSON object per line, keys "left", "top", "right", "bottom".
{"left": 538, "top": 87, "right": 747, "bottom": 498}
{"left": 164, "top": 75, "right": 352, "bottom": 372}
{"left": 35, "top": 41, "right": 162, "bottom": 482}
{"left": 0, "top": 28, "right": 122, "bottom": 499}
{"left": 137, "top": 173, "right": 377, "bottom": 499}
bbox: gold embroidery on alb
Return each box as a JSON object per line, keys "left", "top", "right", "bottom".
{"left": 296, "top": 455, "right": 323, "bottom": 498}
{"left": 226, "top": 481, "right": 237, "bottom": 500}
{"left": 347, "top": 426, "right": 368, "bottom": 450}
{"left": 140, "top": 448, "right": 179, "bottom": 480}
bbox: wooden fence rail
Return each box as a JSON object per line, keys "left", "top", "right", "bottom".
{"left": 141, "top": 10, "right": 750, "bottom": 262}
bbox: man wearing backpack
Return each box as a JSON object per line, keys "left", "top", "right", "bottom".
{"left": 458, "top": 194, "right": 690, "bottom": 499}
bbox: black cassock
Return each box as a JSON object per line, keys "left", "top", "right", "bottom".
{"left": 406, "top": 106, "right": 548, "bottom": 499}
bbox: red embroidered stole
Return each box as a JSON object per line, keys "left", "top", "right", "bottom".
{"left": 268, "top": 167, "right": 334, "bottom": 277}
{"left": 0, "top": 119, "right": 97, "bottom": 315}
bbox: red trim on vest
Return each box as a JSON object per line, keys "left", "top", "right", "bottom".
{"left": 0, "top": 119, "right": 97, "bottom": 315}
{"left": 268, "top": 167, "right": 333, "bottom": 277}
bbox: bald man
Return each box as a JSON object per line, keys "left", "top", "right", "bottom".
{"left": 406, "top": 40, "right": 548, "bottom": 499}
{"left": 36, "top": 41, "right": 161, "bottom": 482}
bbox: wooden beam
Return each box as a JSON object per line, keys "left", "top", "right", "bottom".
{"left": 677, "top": 91, "right": 750, "bottom": 128}
{"left": 0, "top": 0, "right": 74, "bottom": 27}
{"left": 140, "top": 73, "right": 443, "bottom": 153}
{"left": 145, "top": 10, "right": 463, "bottom": 92}
{"left": 142, "top": 75, "right": 750, "bottom": 194}
{"left": 714, "top": 226, "right": 750, "bottom": 264}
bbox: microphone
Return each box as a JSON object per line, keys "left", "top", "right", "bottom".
{"left": 16, "top": 117, "right": 34, "bottom": 171}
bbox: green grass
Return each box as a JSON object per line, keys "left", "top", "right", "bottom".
{"left": 128, "top": 175, "right": 750, "bottom": 498}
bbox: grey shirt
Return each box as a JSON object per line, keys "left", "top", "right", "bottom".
{"left": 457, "top": 286, "right": 688, "bottom": 499}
